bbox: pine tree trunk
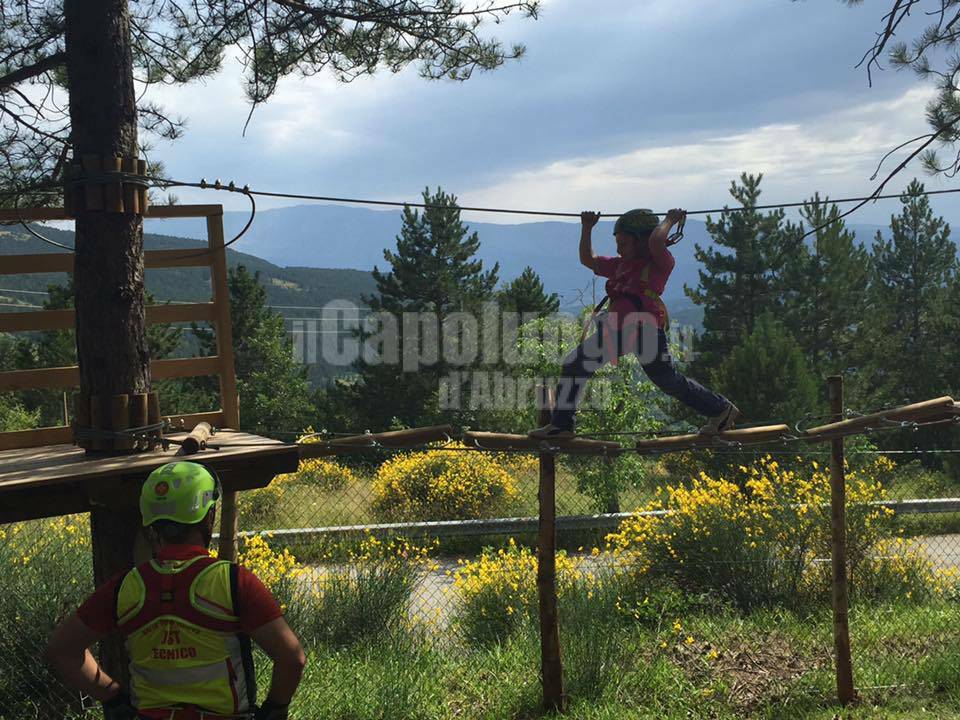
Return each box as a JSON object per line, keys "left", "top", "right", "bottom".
{"left": 64, "top": 0, "right": 148, "bottom": 688}
{"left": 64, "top": 0, "right": 149, "bottom": 402}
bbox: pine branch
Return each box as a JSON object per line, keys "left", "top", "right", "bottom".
{"left": 0, "top": 50, "right": 66, "bottom": 89}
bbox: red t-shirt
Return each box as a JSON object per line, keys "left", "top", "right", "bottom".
{"left": 77, "top": 545, "right": 283, "bottom": 635}
{"left": 594, "top": 251, "right": 674, "bottom": 329}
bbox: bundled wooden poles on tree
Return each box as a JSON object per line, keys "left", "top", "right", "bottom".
{"left": 73, "top": 391, "right": 161, "bottom": 452}
{"left": 63, "top": 154, "right": 150, "bottom": 216}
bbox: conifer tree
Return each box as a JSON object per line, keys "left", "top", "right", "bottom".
{"left": 857, "top": 180, "right": 957, "bottom": 408}
{"left": 686, "top": 173, "right": 789, "bottom": 372}
{"left": 194, "top": 265, "right": 313, "bottom": 435}
{"left": 779, "top": 195, "right": 870, "bottom": 379}
{"left": 712, "top": 312, "right": 818, "bottom": 426}
{"left": 498, "top": 266, "right": 560, "bottom": 316}
{"left": 339, "top": 188, "right": 499, "bottom": 429}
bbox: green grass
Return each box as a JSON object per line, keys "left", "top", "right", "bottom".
{"left": 278, "top": 597, "right": 960, "bottom": 720}
{"left": 895, "top": 512, "right": 960, "bottom": 538}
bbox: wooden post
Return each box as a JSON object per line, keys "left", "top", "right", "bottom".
{"left": 129, "top": 392, "right": 148, "bottom": 451}
{"left": 104, "top": 155, "right": 124, "bottom": 213}
{"left": 110, "top": 393, "right": 131, "bottom": 451}
{"left": 829, "top": 375, "right": 856, "bottom": 705}
{"left": 88, "top": 394, "right": 103, "bottom": 452}
{"left": 537, "top": 385, "right": 565, "bottom": 713}
{"left": 121, "top": 156, "right": 139, "bottom": 215}
{"left": 208, "top": 211, "right": 240, "bottom": 561}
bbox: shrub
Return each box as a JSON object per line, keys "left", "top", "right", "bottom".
{"left": 236, "top": 534, "right": 303, "bottom": 592}
{"left": 0, "top": 516, "right": 93, "bottom": 719}
{"left": 296, "top": 458, "right": 357, "bottom": 492}
{"left": 606, "top": 455, "right": 927, "bottom": 610}
{"left": 371, "top": 443, "right": 520, "bottom": 522}
{"left": 280, "top": 534, "right": 433, "bottom": 649}
{"left": 451, "top": 538, "right": 588, "bottom": 645}
{"left": 237, "top": 455, "right": 360, "bottom": 530}
{"left": 805, "top": 537, "right": 959, "bottom": 604}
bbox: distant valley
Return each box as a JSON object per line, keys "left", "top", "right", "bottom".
{"left": 2, "top": 205, "right": 893, "bottom": 382}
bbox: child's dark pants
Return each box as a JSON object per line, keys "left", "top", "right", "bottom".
{"left": 551, "top": 325, "right": 729, "bottom": 432}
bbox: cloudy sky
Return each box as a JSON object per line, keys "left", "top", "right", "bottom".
{"left": 145, "top": 0, "right": 960, "bottom": 227}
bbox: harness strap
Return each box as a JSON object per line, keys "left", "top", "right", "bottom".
{"left": 587, "top": 292, "right": 670, "bottom": 334}
{"left": 580, "top": 295, "right": 609, "bottom": 343}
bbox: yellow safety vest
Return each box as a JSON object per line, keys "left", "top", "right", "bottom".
{"left": 115, "top": 555, "right": 255, "bottom": 716}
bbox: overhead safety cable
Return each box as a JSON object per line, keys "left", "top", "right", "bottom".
{"left": 8, "top": 173, "right": 960, "bottom": 255}
{"left": 147, "top": 176, "right": 960, "bottom": 220}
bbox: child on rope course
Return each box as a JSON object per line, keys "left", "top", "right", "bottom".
{"left": 529, "top": 208, "right": 739, "bottom": 440}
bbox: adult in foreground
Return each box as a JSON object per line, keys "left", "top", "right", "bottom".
{"left": 46, "top": 461, "right": 306, "bottom": 720}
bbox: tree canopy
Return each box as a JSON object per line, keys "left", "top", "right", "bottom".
{"left": 849, "top": 0, "right": 960, "bottom": 177}
{"left": 0, "top": 0, "right": 538, "bottom": 192}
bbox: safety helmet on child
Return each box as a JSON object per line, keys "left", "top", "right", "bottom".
{"left": 614, "top": 208, "right": 660, "bottom": 238}
{"left": 140, "top": 461, "right": 220, "bottom": 527}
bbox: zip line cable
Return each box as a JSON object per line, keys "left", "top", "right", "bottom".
{"left": 151, "top": 175, "right": 960, "bottom": 220}
{"left": 6, "top": 171, "right": 960, "bottom": 257}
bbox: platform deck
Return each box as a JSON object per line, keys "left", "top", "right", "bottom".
{"left": 0, "top": 430, "right": 300, "bottom": 524}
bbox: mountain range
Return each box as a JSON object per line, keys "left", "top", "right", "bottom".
{"left": 141, "top": 201, "right": 890, "bottom": 322}
{"left": 3, "top": 204, "right": 893, "bottom": 334}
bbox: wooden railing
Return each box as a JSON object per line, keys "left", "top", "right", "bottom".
{"left": 0, "top": 204, "right": 239, "bottom": 450}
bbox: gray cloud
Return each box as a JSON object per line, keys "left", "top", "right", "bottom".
{"left": 148, "top": 1, "right": 956, "bottom": 225}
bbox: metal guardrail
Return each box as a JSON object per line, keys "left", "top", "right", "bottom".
{"left": 224, "top": 498, "right": 960, "bottom": 543}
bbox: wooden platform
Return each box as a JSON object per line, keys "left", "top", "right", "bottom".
{"left": 0, "top": 430, "right": 300, "bottom": 524}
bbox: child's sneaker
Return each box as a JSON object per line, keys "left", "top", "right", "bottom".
{"left": 699, "top": 402, "right": 740, "bottom": 435}
{"left": 528, "top": 424, "right": 576, "bottom": 440}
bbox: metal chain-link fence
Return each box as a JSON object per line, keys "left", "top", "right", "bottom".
{"left": 2, "top": 440, "right": 960, "bottom": 719}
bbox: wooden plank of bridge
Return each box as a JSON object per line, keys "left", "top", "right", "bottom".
{"left": 634, "top": 424, "right": 791, "bottom": 454}
{"left": 462, "top": 431, "right": 621, "bottom": 455}
{"left": 298, "top": 425, "right": 456, "bottom": 458}
{"left": 803, "top": 396, "right": 956, "bottom": 443}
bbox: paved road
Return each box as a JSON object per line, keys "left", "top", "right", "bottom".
{"left": 297, "top": 535, "right": 960, "bottom": 631}
{"left": 905, "top": 534, "right": 960, "bottom": 570}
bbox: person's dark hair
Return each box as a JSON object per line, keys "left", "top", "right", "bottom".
{"left": 151, "top": 519, "right": 198, "bottom": 544}
{"left": 150, "top": 507, "right": 216, "bottom": 545}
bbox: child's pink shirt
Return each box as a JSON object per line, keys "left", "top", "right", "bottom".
{"left": 594, "top": 249, "right": 675, "bottom": 329}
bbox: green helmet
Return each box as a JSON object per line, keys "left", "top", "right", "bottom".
{"left": 140, "top": 461, "right": 220, "bottom": 527}
{"left": 614, "top": 208, "right": 660, "bottom": 238}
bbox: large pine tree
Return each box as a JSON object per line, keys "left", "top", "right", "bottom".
{"left": 686, "top": 173, "right": 790, "bottom": 372}
{"left": 779, "top": 195, "right": 870, "bottom": 379}
{"left": 712, "top": 312, "right": 819, "bottom": 426}
{"left": 856, "top": 180, "right": 957, "bottom": 408}
{"left": 497, "top": 266, "right": 560, "bottom": 316}
{"left": 337, "top": 188, "right": 499, "bottom": 430}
